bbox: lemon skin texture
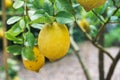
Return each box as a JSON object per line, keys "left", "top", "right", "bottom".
{"left": 38, "top": 22, "right": 70, "bottom": 62}
{"left": 23, "top": 47, "right": 45, "bottom": 72}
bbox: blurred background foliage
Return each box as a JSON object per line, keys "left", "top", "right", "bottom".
{"left": 72, "top": 0, "right": 120, "bottom": 47}
{"left": 0, "top": 0, "right": 120, "bottom": 79}
{"left": 0, "top": 58, "right": 19, "bottom": 80}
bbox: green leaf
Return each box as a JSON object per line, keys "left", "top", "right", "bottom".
{"left": 13, "top": 39, "right": 23, "bottom": 44}
{"left": 35, "top": 9, "right": 45, "bottom": 14}
{"left": 32, "top": 0, "right": 41, "bottom": 8}
{"left": 19, "top": 19, "right": 25, "bottom": 30}
{"left": 7, "top": 45, "right": 22, "bottom": 56}
{"left": 13, "top": 0, "right": 24, "bottom": 9}
{"left": 56, "top": 11, "right": 75, "bottom": 24}
{"left": 5, "top": 32, "right": 23, "bottom": 44}
{"left": 23, "top": 32, "right": 35, "bottom": 47}
{"left": 110, "top": 16, "right": 118, "bottom": 21}
{"left": 30, "top": 13, "right": 55, "bottom": 24}
{"left": 55, "top": 0, "right": 75, "bottom": 15}
{"left": 5, "top": 32, "right": 17, "bottom": 40}
{"left": 22, "top": 47, "right": 35, "bottom": 60}
{"left": 49, "top": 0, "right": 56, "bottom": 3}
{"left": 43, "top": 0, "right": 54, "bottom": 16}
{"left": 34, "top": 38, "right": 38, "bottom": 45}
{"left": 6, "top": 22, "right": 24, "bottom": 36}
{"left": 40, "top": 0, "right": 44, "bottom": 6}
{"left": 107, "top": 7, "right": 116, "bottom": 17}
{"left": 31, "top": 24, "right": 43, "bottom": 29}
{"left": 33, "top": 0, "right": 54, "bottom": 15}
{"left": 30, "top": 14, "right": 43, "bottom": 20}
{"left": 7, "top": 16, "right": 21, "bottom": 25}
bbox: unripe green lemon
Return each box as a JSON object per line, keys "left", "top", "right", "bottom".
{"left": 38, "top": 22, "right": 70, "bottom": 62}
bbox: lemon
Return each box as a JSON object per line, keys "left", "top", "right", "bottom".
{"left": 13, "top": 76, "right": 20, "bottom": 80}
{"left": 0, "top": 28, "right": 3, "bottom": 38}
{"left": 23, "top": 47, "right": 45, "bottom": 72}
{"left": 38, "top": 22, "right": 70, "bottom": 62}
{"left": 77, "top": 0, "right": 106, "bottom": 11}
{"left": 79, "top": 19, "right": 90, "bottom": 33}
{"left": 5, "top": 0, "right": 12, "bottom": 8}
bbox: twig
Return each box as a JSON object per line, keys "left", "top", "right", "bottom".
{"left": 106, "top": 50, "right": 120, "bottom": 80}
{"left": 24, "top": 0, "right": 27, "bottom": 16}
{"left": 70, "top": 36, "right": 92, "bottom": 80}
{"left": 24, "top": 0, "right": 31, "bottom": 31}
{"left": 94, "top": 7, "right": 120, "bottom": 41}
{"left": 92, "top": 42, "right": 114, "bottom": 61}
{"left": 92, "top": 10, "right": 105, "bottom": 23}
{"left": 112, "top": 0, "right": 116, "bottom": 6}
{"left": 69, "top": 23, "right": 92, "bottom": 80}
{"left": 75, "top": 21, "right": 114, "bottom": 61}
{"left": 112, "top": 0, "right": 118, "bottom": 8}
{"left": 2, "top": 0, "right": 9, "bottom": 80}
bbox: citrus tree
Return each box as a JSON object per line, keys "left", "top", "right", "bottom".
{"left": 1, "top": 0, "right": 120, "bottom": 80}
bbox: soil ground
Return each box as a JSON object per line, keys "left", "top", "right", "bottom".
{"left": 0, "top": 41, "right": 120, "bottom": 80}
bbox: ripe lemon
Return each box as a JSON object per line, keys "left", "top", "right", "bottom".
{"left": 79, "top": 19, "right": 90, "bottom": 33}
{"left": 77, "top": 0, "right": 106, "bottom": 11}
{"left": 5, "top": 0, "right": 13, "bottom": 8}
{"left": 0, "top": 28, "right": 3, "bottom": 38}
{"left": 23, "top": 47, "right": 45, "bottom": 72}
{"left": 38, "top": 22, "right": 70, "bottom": 62}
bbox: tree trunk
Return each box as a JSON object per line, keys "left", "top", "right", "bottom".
{"left": 98, "top": 27, "right": 105, "bottom": 80}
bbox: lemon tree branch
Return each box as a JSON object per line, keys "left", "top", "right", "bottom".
{"left": 2, "top": 0, "right": 9, "bottom": 80}
{"left": 70, "top": 37, "right": 92, "bottom": 80}
{"left": 94, "top": 7, "right": 120, "bottom": 41}
{"left": 74, "top": 21, "right": 114, "bottom": 61}
{"left": 69, "top": 23, "right": 92, "bottom": 80}
{"left": 92, "top": 10, "right": 105, "bottom": 23}
{"left": 98, "top": 26, "right": 105, "bottom": 80}
{"left": 92, "top": 7, "right": 120, "bottom": 79}
{"left": 106, "top": 50, "right": 120, "bottom": 80}
{"left": 112, "top": 0, "right": 118, "bottom": 8}
{"left": 24, "top": 0, "right": 27, "bottom": 16}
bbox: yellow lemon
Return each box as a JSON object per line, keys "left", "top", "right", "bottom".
{"left": 23, "top": 47, "right": 45, "bottom": 72}
{"left": 0, "top": 28, "right": 3, "bottom": 38}
{"left": 38, "top": 22, "right": 70, "bottom": 62}
{"left": 13, "top": 76, "right": 20, "bottom": 80}
{"left": 77, "top": 0, "right": 106, "bottom": 11}
{"left": 5, "top": 0, "right": 13, "bottom": 8}
{"left": 79, "top": 19, "right": 90, "bottom": 33}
